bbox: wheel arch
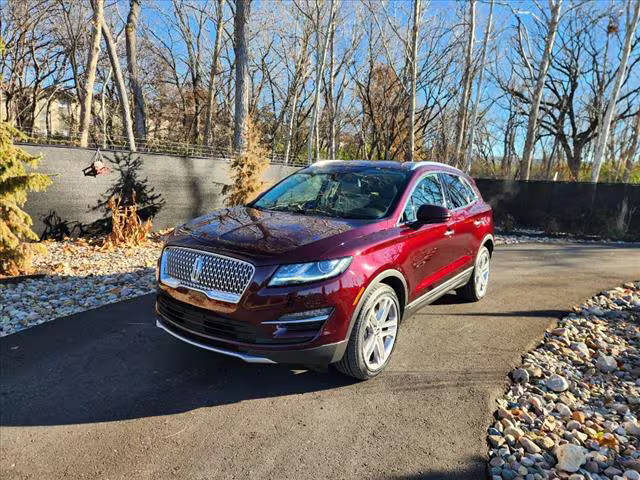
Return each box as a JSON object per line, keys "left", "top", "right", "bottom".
{"left": 345, "top": 269, "right": 408, "bottom": 339}
{"left": 481, "top": 234, "right": 494, "bottom": 256}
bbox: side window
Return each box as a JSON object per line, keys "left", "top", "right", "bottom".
{"left": 402, "top": 174, "right": 445, "bottom": 223}
{"left": 441, "top": 174, "right": 475, "bottom": 209}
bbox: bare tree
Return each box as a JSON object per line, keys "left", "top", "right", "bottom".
{"left": 408, "top": 0, "right": 421, "bottom": 162}
{"left": 203, "top": 0, "right": 225, "bottom": 147}
{"left": 79, "top": 0, "right": 104, "bottom": 148}
{"left": 622, "top": 111, "right": 640, "bottom": 183}
{"left": 464, "top": 0, "right": 493, "bottom": 172}
{"left": 306, "top": 0, "right": 337, "bottom": 162}
{"left": 591, "top": 0, "right": 640, "bottom": 182}
{"left": 518, "top": 0, "right": 562, "bottom": 180}
{"left": 125, "top": 0, "right": 146, "bottom": 141}
{"left": 101, "top": 19, "right": 136, "bottom": 151}
{"left": 453, "top": 0, "right": 476, "bottom": 167}
{"left": 233, "top": 0, "right": 250, "bottom": 154}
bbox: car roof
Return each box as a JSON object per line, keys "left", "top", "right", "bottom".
{"left": 305, "top": 160, "right": 466, "bottom": 176}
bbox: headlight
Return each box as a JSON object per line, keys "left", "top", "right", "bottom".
{"left": 268, "top": 257, "right": 352, "bottom": 286}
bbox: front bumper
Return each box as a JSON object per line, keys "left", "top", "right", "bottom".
{"left": 156, "top": 314, "right": 347, "bottom": 366}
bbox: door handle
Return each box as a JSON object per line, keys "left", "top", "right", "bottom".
{"left": 473, "top": 219, "right": 483, "bottom": 226}
{"left": 444, "top": 229, "right": 455, "bottom": 237}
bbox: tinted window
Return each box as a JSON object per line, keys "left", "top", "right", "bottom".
{"left": 442, "top": 174, "right": 475, "bottom": 209}
{"left": 402, "top": 174, "right": 445, "bottom": 222}
{"left": 252, "top": 168, "right": 410, "bottom": 220}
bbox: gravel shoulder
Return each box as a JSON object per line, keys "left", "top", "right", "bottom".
{"left": 488, "top": 283, "right": 639, "bottom": 480}
{"left": 1, "top": 243, "right": 640, "bottom": 480}
{"left": 0, "top": 239, "right": 162, "bottom": 336}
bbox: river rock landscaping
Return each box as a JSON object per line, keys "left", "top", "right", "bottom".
{"left": 487, "top": 282, "right": 640, "bottom": 480}
{"left": 0, "top": 238, "right": 163, "bottom": 337}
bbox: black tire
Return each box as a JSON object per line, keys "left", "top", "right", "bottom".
{"left": 457, "top": 245, "right": 491, "bottom": 302}
{"left": 335, "top": 284, "right": 400, "bottom": 380}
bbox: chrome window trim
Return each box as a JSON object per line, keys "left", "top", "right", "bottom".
{"left": 397, "top": 171, "right": 448, "bottom": 226}
{"left": 439, "top": 172, "right": 478, "bottom": 212}
{"left": 159, "top": 246, "right": 255, "bottom": 304}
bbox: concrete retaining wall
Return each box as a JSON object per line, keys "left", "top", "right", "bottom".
{"left": 22, "top": 145, "right": 299, "bottom": 236}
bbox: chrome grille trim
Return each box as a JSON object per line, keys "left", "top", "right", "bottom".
{"left": 159, "top": 247, "right": 255, "bottom": 304}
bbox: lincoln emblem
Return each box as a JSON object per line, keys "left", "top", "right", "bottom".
{"left": 190, "top": 257, "right": 204, "bottom": 283}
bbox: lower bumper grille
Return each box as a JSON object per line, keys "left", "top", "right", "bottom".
{"left": 156, "top": 293, "right": 259, "bottom": 343}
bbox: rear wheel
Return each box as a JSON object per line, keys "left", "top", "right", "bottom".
{"left": 335, "top": 284, "right": 400, "bottom": 380}
{"left": 457, "top": 245, "right": 491, "bottom": 302}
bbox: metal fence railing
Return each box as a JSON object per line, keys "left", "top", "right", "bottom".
{"left": 16, "top": 129, "right": 311, "bottom": 167}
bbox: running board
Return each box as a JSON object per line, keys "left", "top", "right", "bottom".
{"left": 405, "top": 267, "right": 474, "bottom": 313}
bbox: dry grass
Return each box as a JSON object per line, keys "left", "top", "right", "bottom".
{"left": 100, "top": 195, "right": 152, "bottom": 251}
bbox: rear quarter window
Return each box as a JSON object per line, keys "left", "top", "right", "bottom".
{"left": 441, "top": 173, "right": 476, "bottom": 209}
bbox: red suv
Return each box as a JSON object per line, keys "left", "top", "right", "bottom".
{"left": 155, "top": 161, "right": 493, "bottom": 379}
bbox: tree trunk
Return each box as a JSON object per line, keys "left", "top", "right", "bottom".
{"left": 79, "top": 0, "right": 104, "bottom": 148}
{"left": 408, "top": 0, "right": 421, "bottom": 162}
{"left": 204, "top": 0, "right": 225, "bottom": 147}
{"left": 519, "top": 0, "right": 562, "bottom": 180}
{"left": 125, "top": 0, "right": 146, "bottom": 141}
{"left": 622, "top": 111, "right": 640, "bottom": 183}
{"left": 328, "top": 19, "right": 336, "bottom": 159}
{"left": 591, "top": 0, "right": 640, "bottom": 182}
{"left": 464, "top": 0, "right": 493, "bottom": 172}
{"left": 101, "top": 20, "right": 137, "bottom": 152}
{"left": 101, "top": 66, "right": 113, "bottom": 148}
{"left": 453, "top": 0, "right": 476, "bottom": 167}
{"left": 233, "top": 0, "right": 251, "bottom": 154}
{"left": 307, "top": 0, "right": 337, "bottom": 163}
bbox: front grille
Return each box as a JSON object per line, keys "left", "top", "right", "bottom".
{"left": 156, "top": 293, "right": 259, "bottom": 343}
{"left": 160, "top": 247, "right": 254, "bottom": 303}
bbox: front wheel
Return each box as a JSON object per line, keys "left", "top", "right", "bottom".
{"left": 335, "top": 284, "right": 400, "bottom": 380}
{"left": 457, "top": 245, "right": 491, "bottom": 302}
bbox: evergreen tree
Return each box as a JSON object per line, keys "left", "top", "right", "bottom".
{"left": 0, "top": 122, "right": 51, "bottom": 275}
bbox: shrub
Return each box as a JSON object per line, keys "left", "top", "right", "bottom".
{"left": 101, "top": 194, "right": 152, "bottom": 250}
{"left": 0, "top": 122, "right": 51, "bottom": 275}
{"left": 223, "top": 119, "right": 268, "bottom": 207}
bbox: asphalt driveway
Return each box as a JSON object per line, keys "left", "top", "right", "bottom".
{"left": 2, "top": 243, "right": 639, "bottom": 480}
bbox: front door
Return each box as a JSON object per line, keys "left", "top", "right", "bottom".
{"left": 397, "top": 173, "right": 455, "bottom": 302}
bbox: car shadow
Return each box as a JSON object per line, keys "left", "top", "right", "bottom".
{"left": 388, "top": 456, "right": 487, "bottom": 480}
{"left": 0, "top": 294, "right": 356, "bottom": 427}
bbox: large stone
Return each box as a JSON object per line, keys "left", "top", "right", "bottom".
{"left": 555, "top": 444, "right": 587, "bottom": 473}
{"left": 520, "top": 437, "right": 541, "bottom": 454}
{"left": 596, "top": 355, "right": 617, "bottom": 373}
{"left": 555, "top": 403, "right": 572, "bottom": 417}
{"left": 547, "top": 375, "right": 569, "bottom": 392}
{"left": 513, "top": 368, "right": 530, "bottom": 383}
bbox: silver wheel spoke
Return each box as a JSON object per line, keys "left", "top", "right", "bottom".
{"left": 376, "top": 298, "right": 391, "bottom": 324}
{"left": 374, "top": 335, "right": 385, "bottom": 363}
{"left": 363, "top": 334, "right": 376, "bottom": 359}
{"left": 362, "top": 294, "right": 399, "bottom": 371}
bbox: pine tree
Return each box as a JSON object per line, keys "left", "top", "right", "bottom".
{"left": 0, "top": 122, "right": 52, "bottom": 275}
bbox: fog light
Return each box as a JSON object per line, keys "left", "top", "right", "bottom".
{"left": 262, "top": 307, "right": 333, "bottom": 325}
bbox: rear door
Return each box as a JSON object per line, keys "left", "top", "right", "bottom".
{"left": 439, "top": 173, "right": 480, "bottom": 274}
{"left": 396, "top": 173, "right": 454, "bottom": 302}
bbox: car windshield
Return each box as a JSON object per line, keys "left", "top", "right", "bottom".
{"left": 250, "top": 167, "right": 410, "bottom": 220}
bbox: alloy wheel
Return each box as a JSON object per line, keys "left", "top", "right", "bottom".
{"left": 361, "top": 295, "right": 398, "bottom": 371}
{"left": 474, "top": 248, "right": 491, "bottom": 297}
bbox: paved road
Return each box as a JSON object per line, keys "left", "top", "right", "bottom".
{"left": 2, "top": 243, "right": 639, "bottom": 480}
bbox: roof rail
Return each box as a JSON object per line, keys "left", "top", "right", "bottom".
{"left": 407, "top": 161, "right": 463, "bottom": 172}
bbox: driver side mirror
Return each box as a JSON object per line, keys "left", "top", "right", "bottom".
{"left": 416, "top": 204, "right": 451, "bottom": 224}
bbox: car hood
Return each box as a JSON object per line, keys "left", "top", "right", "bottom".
{"left": 169, "top": 206, "right": 364, "bottom": 263}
